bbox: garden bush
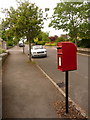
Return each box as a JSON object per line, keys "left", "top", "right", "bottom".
{"left": 77, "top": 39, "right": 90, "bottom": 48}
{"left": 7, "top": 40, "right": 14, "bottom": 46}
{"left": 0, "top": 48, "right": 6, "bottom": 54}
{"left": 45, "top": 42, "right": 57, "bottom": 46}
{"left": 37, "top": 41, "right": 45, "bottom": 45}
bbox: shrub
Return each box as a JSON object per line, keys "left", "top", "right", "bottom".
{"left": 77, "top": 39, "right": 90, "bottom": 48}
{"left": 55, "top": 37, "right": 65, "bottom": 42}
{"left": 25, "top": 41, "right": 29, "bottom": 44}
{"left": 45, "top": 42, "right": 57, "bottom": 46}
{"left": 0, "top": 48, "right": 6, "bottom": 54}
{"left": 37, "top": 41, "right": 45, "bottom": 45}
{"left": 7, "top": 40, "right": 14, "bottom": 46}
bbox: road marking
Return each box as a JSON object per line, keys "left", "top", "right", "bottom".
{"left": 36, "top": 64, "right": 88, "bottom": 118}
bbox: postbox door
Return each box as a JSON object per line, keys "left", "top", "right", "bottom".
{"left": 57, "top": 42, "right": 77, "bottom": 72}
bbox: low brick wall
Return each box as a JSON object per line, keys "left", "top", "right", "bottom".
{"left": 77, "top": 47, "right": 90, "bottom": 55}
{"left": 0, "top": 52, "right": 9, "bottom": 64}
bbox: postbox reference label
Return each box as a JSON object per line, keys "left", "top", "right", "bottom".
{"left": 59, "top": 57, "right": 61, "bottom": 66}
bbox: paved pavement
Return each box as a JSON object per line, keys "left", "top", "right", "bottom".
{"left": 2, "top": 46, "right": 64, "bottom": 118}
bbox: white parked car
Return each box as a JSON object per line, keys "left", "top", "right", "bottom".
{"left": 30, "top": 45, "right": 47, "bottom": 57}
{"left": 19, "top": 41, "right": 25, "bottom": 47}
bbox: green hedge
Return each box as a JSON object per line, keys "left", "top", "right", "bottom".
{"left": 45, "top": 42, "right": 57, "bottom": 46}
{"left": 7, "top": 40, "right": 14, "bottom": 46}
{"left": 0, "top": 48, "right": 6, "bottom": 54}
{"left": 37, "top": 41, "right": 45, "bottom": 45}
{"left": 78, "top": 39, "right": 90, "bottom": 48}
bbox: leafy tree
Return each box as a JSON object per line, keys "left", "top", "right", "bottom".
{"left": 78, "top": 39, "right": 90, "bottom": 48}
{"left": 78, "top": 2, "right": 90, "bottom": 40}
{"left": 0, "top": 21, "right": 7, "bottom": 41}
{"left": 1, "top": 30, "right": 7, "bottom": 41}
{"left": 0, "top": 23, "right": 2, "bottom": 38}
{"left": 37, "top": 31, "right": 50, "bottom": 43}
{"left": 49, "top": 2, "right": 89, "bottom": 46}
{"left": 49, "top": 36, "right": 58, "bottom": 42}
{"left": 34, "top": 37, "right": 38, "bottom": 45}
{"left": 55, "top": 36, "right": 65, "bottom": 43}
{"left": 2, "top": 0, "right": 43, "bottom": 60}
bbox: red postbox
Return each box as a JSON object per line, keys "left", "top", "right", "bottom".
{"left": 57, "top": 42, "right": 77, "bottom": 72}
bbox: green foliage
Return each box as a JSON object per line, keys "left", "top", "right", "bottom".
{"left": 55, "top": 37, "right": 65, "bottom": 42}
{"left": 13, "top": 37, "right": 19, "bottom": 45}
{"left": 49, "top": 2, "right": 89, "bottom": 44}
{"left": 24, "top": 41, "right": 29, "bottom": 44}
{"left": 0, "top": 48, "right": 6, "bottom": 54}
{"left": 37, "top": 41, "right": 45, "bottom": 45}
{"left": 34, "top": 31, "right": 49, "bottom": 45}
{"left": 2, "top": 0, "right": 43, "bottom": 42}
{"left": 78, "top": 23, "right": 90, "bottom": 39}
{"left": 45, "top": 42, "right": 57, "bottom": 46}
{"left": 38, "top": 31, "right": 50, "bottom": 42}
{"left": 34, "top": 37, "right": 39, "bottom": 44}
{"left": 7, "top": 40, "right": 14, "bottom": 46}
{"left": 50, "top": 42, "right": 57, "bottom": 46}
{"left": 1, "top": 30, "right": 7, "bottom": 41}
{"left": 78, "top": 39, "right": 90, "bottom": 48}
{"left": 1, "top": 0, "right": 44, "bottom": 60}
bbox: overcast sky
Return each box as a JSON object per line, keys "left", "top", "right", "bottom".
{"left": 0, "top": 0, "right": 68, "bottom": 36}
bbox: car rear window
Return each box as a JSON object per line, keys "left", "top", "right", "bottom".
{"left": 32, "top": 46, "right": 43, "bottom": 50}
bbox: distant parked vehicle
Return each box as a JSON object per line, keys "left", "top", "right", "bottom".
{"left": 19, "top": 43, "right": 25, "bottom": 47}
{"left": 29, "top": 45, "right": 47, "bottom": 58}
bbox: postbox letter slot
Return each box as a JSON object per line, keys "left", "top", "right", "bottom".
{"left": 57, "top": 47, "right": 62, "bottom": 49}
{"left": 58, "top": 53, "right": 62, "bottom": 55}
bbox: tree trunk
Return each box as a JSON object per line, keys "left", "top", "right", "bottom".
{"left": 74, "top": 36, "right": 77, "bottom": 51}
{"left": 28, "top": 40, "right": 32, "bottom": 61}
{"left": 23, "top": 40, "right": 24, "bottom": 54}
{"left": 27, "top": 33, "right": 32, "bottom": 61}
{"left": 75, "top": 39, "right": 77, "bottom": 47}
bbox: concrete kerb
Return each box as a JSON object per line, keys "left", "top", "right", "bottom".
{"left": 36, "top": 63, "right": 88, "bottom": 118}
